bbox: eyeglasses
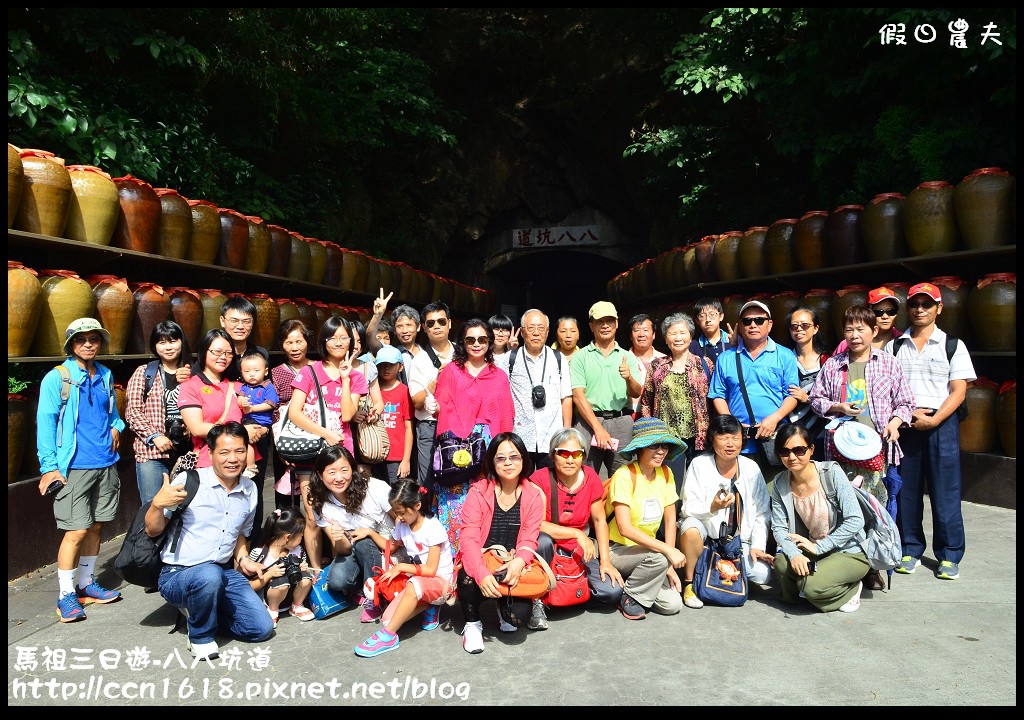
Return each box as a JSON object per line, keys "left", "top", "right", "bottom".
{"left": 740, "top": 316, "right": 769, "bottom": 327}
{"left": 778, "top": 445, "right": 810, "bottom": 459}
{"left": 524, "top": 325, "right": 547, "bottom": 332}
{"left": 326, "top": 336, "right": 349, "bottom": 346}
{"left": 224, "top": 317, "right": 253, "bottom": 328}
{"left": 907, "top": 300, "right": 937, "bottom": 310}
{"left": 789, "top": 323, "right": 813, "bottom": 332}
{"left": 494, "top": 454, "right": 522, "bottom": 464}
{"left": 464, "top": 336, "right": 490, "bottom": 346}
{"left": 72, "top": 335, "right": 104, "bottom": 345}
{"left": 648, "top": 443, "right": 674, "bottom": 452}
{"left": 554, "top": 448, "right": 585, "bottom": 460}
{"left": 424, "top": 318, "right": 449, "bottom": 328}
{"left": 208, "top": 348, "right": 234, "bottom": 358}
{"left": 696, "top": 312, "right": 721, "bottom": 320}
{"left": 873, "top": 308, "right": 899, "bottom": 318}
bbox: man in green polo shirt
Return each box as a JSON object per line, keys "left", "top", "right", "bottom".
{"left": 571, "top": 301, "right": 643, "bottom": 477}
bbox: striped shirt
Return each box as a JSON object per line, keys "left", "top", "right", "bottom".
{"left": 885, "top": 327, "right": 976, "bottom": 410}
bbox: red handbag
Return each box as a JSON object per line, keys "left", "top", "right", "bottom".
{"left": 543, "top": 548, "right": 591, "bottom": 608}
{"left": 364, "top": 544, "right": 409, "bottom": 608}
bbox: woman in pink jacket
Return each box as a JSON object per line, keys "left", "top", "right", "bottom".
{"left": 456, "top": 432, "right": 544, "bottom": 655}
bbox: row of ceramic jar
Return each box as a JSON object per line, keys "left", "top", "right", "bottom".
{"left": 7, "top": 263, "right": 382, "bottom": 357}
{"left": 610, "top": 167, "right": 1016, "bottom": 301}
{"left": 639, "top": 275, "right": 1016, "bottom": 353}
{"left": 7, "top": 144, "right": 494, "bottom": 314}
{"left": 959, "top": 380, "right": 1016, "bottom": 458}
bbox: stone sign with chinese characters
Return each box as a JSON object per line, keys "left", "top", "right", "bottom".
{"left": 511, "top": 226, "right": 602, "bottom": 251}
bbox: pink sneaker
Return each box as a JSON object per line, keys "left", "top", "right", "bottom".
{"left": 360, "top": 599, "right": 383, "bottom": 623}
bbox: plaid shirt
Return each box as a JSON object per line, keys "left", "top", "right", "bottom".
{"left": 125, "top": 362, "right": 171, "bottom": 462}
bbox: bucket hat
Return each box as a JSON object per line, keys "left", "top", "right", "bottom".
{"left": 618, "top": 416, "right": 687, "bottom": 462}
{"left": 832, "top": 420, "right": 883, "bottom": 461}
{"left": 63, "top": 317, "right": 110, "bottom": 356}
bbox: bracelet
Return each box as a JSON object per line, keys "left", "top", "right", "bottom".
{"left": 414, "top": 565, "right": 422, "bottom": 576}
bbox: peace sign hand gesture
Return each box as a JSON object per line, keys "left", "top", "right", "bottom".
{"left": 373, "top": 287, "right": 394, "bottom": 317}
{"left": 508, "top": 326, "right": 521, "bottom": 350}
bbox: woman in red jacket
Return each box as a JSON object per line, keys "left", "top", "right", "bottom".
{"left": 456, "top": 432, "right": 544, "bottom": 655}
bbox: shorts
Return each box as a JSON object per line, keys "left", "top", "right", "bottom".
{"left": 408, "top": 574, "right": 452, "bottom": 605}
{"left": 53, "top": 466, "right": 120, "bottom": 531}
{"left": 677, "top": 515, "right": 712, "bottom": 539}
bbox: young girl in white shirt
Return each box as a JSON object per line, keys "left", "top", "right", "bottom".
{"left": 246, "top": 508, "right": 315, "bottom": 625}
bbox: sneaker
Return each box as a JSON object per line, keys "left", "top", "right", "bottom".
{"left": 618, "top": 594, "right": 647, "bottom": 620}
{"left": 894, "top": 556, "right": 920, "bottom": 574}
{"left": 462, "top": 620, "right": 484, "bottom": 654}
{"left": 421, "top": 604, "right": 441, "bottom": 631}
{"left": 76, "top": 581, "right": 121, "bottom": 605}
{"left": 290, "top": 604, "right": 315, "bottom": 622}
{"left": 187, "top": 639, "right": 220, "bottom": 661}
{"left": 57, "top": 592, "right": 86, "bottom": 623}
{"left": 935, "top": 561, "right": 960, "bottom": 580}
{"left": 683, "top": 584, "right": 704, "bottom": 610}
{"left": 360, "top": 597, "right": 383, "bottom": 623}
{"left": 496, "top": 602, "right": 518, "bottom": 632}
{"left": 527, "top": 598, "right": 549, "bottom": 631}
{"left": 838, "top": 581, "right": 863, "bottom": 613}
{"left": 354, "top": 629, "right": 399, "bottom": 658}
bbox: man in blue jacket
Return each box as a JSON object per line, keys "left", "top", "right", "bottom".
{"left": 37, "top": 318, "right": 125, "bottom": 622}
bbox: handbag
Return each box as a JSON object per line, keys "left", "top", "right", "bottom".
{"left": 431, "top": 422, "right": 491, "bottom": 486}
{"left": 308, "top": 568, "right": 351, "bottom": 620}
{"left": 355, "top": 396, "right": 390, "bottom": 464}
{"left": 541, "top": 471, "right": 591, "bottom": 608}
{"left": 481, "top": 544, "right": 557, "bottom": 600}
{"left": 735, "top": 354, "right": 782, "bottom": 466}
{"left": 363, "top": 543, "right": 410, "bottom": 609}
{"left": 274, "top": 366, "right": 328, "bottom": 464}
{"left": 692, "top": 482, "right": 748, "bottom": 607}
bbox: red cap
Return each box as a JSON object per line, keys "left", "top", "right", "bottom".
{"left": 907, "top": 282, "right": 942, "bottom": 303}
{"left": 867, "top": 286, "right": 900, "bottom": 306}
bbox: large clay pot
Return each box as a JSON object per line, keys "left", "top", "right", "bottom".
{"left": 930, "top": 276, "right": 971, "bottom": 343}
{"left": 312, "top": 301, "right": 332, "bottom": 330}
{"left": 306, "top": 238, "right": 328, "bottom": 285}
{"left": 8, "top": 261, "right": 43, "bottom": 356}
{"left": 903, "top": 181, "right": 959, "bottom": 255}
{"left": 14, "top": 149, "right": 72, "bottom": 237}
{"left": 954, "top": 167, "right": 1015, "bottom": 249}
{"left": 248, "top": 293, "right": 280, "bottom": 349}
{"left": 351, "top": 251, "right": 372, "bottom": 294}
{"left": 967, "top": 274, "right": 1015, "bottom": 351}
{"left": 722, "top": 295, "right": 747, "bottom": 330}
{"left": 653, "top": 249, "right": 674, "bottom": 289}
{"left": 167, "top": 287, "right": 204, "bottom": 352}
{"left": 385, "top": 261, "right": 405, "bottom": 298}
{"left": 885, "top": 282, "right": 912, "bottom": 331}
{"left": 111, "top": 175, "right": 160, "bottom": 253}
{"left": 276, "top": 298, "right": 301, "bottom": 335}
{"left": 197, "top": 288, "right": 227, "bottom": 337}
{"left": 823, "top": 205, "right": 866, "bottom": 267}
{"left": 364, "top": 256, "right": 383, "bottom": 298}
{"left": 8, "top": 143, "right": 23, "bottom": 227}
{"left": 800, "top": 288, "right": 837, "bottom": 349}
{"left": 322, "top": 241, "right": 345, "bottom": 287}
{"left": 767, "top": 291, "right": 802, "bottom": 344}
{"left": 678, "top": 243, "right": 698, "bottom": 288}
{"left": 87, "top": 275, "right": 134, "bottom": 355}
{"left": 395, "top": 261, "right": 414, "bottom": 301}
{"left": 216, "top": 208, "right": 248, "bottom": 269}
{"left": 997, "top": 381, "right": 1016, "bottom": 458}
{"left": 792, "top": 211, "right": 828, "bottom": 271}
{"left": 738, "top": 227, "right": 769, "bottom": 279}
{"left": 294, "top": 298, "right": 318, "bottom": 333}
{"left": 154, "top": 188, "right": 192, "bottom": 259}
{"left": 831, "top": 285, "right": 870, "bottom": 334}
{"left": 32, "top": 270, "right": 95, "bottom": 357}
{"left": 959, "top": 379, "right": 998, "bottom": 453}
{"left": 694, "top": 235, "right": 718, "bottom": 283}
{"left": 113, "top": 383, "right": 132, "bottom": 455}
{"left": 243, "top": 215, "right": 271, "bottom": 274}
{"left": 19, "top": 394, "right": 41, "bottom": 477}
{"left": 713, "top": 231, "right": 743, "bottom": 282}
{"left": 8, "top": 393, "right": 31, "bottom": 483}
{"left": 265, "top": 224, "right": 292, "bottom": 277}
{"left": 65, "top": 166, "right": 119, "bottom": 246}
{"left": 765, "top": 219, "right": 798, "bottom": 275}
{"left": 862, "top": 193, "right": 906, "bottom": 261}
{"left": 186, "top": 199, "right": 220, "bottom": 264}
{"left": 287, "top": 232, "right": 311, "bottom": 282}
{"left": 128, "top": 283, "right": 170, "bottom": 354}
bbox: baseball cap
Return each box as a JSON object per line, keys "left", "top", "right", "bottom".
{"left": 907, "top": 282, "right": 942, "bottom": 303}
{"left": 867, "top": 286, "right": 900, "bottom": 306}
{"left": 588, "top": 301, "right": 618, "bottom": 320}
{"left": 739, "top": 300, "right": 771, "bottom": 318}
{"left": 374, "top": 344, "right": 404, "bottom": 366}
{"left": 62, "top": 317, "right": 111, "bottom": 356}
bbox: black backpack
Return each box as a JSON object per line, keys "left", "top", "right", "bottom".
{"left": 113, "top": 469, "right": 201, "bottom": 588}
{"left": 893, "top": 335, "right": 969, "bottom": 421}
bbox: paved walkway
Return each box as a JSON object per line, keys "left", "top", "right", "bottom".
{"left": 7, "top": 498, "right": 1016, "bottom": 706}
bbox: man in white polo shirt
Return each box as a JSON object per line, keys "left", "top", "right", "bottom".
{"left": 407, "top": 302, "right": 456, "bottom": 486}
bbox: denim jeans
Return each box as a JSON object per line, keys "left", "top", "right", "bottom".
{"left": 136, "top": 458, "right": 174, "bottom": 506}
{"left": 158, "top": 562, "right": 274, "bottom": 645}
{"left": 326, "top": 538, "right": 382, "bottom": 596}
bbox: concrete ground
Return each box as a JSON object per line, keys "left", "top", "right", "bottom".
{"left": 7, "top": 497, "right": 1016, "bottom": 706}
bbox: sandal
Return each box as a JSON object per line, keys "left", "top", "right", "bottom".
{"left": 290, "top": 604, "right": 315, "bottom": 622}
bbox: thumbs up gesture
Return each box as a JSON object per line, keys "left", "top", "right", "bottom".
{"left": 619, "top": 356, "right": 631, "bottom": 380}
{"left": 153, "top": 471, "right": 188, "bottom": 510}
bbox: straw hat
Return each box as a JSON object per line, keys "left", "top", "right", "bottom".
{"left": 618, "top": 417, "right": 687, "bottom": 462}
{"left": 833, "top": 421, "right": 883, "bottom": 461}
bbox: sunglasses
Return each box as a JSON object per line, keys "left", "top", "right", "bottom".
{"left": 873, "top": 308, "right": 899, "bottom": 318}
{"left": 424, "top": 317, "right": 449, "bottom": 328}
{"left": 648, "top": 442, "right": 674, "bottom": 452}
{"left": 907, "top": 300, "right": 937, "bottom": 310}
{"left": 740, "top": 316, "right": 769, "bottom": 327}
{"left": 778, "top": 445, "right": 810, "bottom": 459}
{"left": 553, "top": 448, "right": 585, "bottom": 460}
{"left": 789, "top": 322, "right": 813, "bottom": 332}
{"left": 464, "top": 336, "right": 490, "bottom": 346}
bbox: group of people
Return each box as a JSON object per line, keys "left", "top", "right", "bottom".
{"left": 36, "top": 280, "right": 975, "bottom": 659}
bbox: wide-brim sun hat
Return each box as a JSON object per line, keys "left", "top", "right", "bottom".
{"left": 62, "top": 317, "right": 111, "bottom": 356}
{"left": 833, "top": 420, "right": 883, "bottom": 461}
{"left": 618, "top": 416, "right": 687, "bottom": 462}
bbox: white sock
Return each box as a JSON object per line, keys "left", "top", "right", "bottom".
{"left": 77, "top": 556, "right": 98, "bottom": 589}
{"left": 58, "top": 568, "right": 77, "bottom": 597}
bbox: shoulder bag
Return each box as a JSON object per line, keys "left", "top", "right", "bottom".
{"left": 481, "top": 544, "right": 557, "bottom": 600}
{"left": 274, "top": 367, "right": 328, "bottom": 463}
{"left": 692, "top": 481, "right": 748, "bottom": 607}
{"left": 355, "top": 394, "right": 390, "bottom": 464}
{"left": 735, "top": 353, "right": 782, "bottom": 466}
{"left": 541, "top": 470, "right": 591, "bottom": 608}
